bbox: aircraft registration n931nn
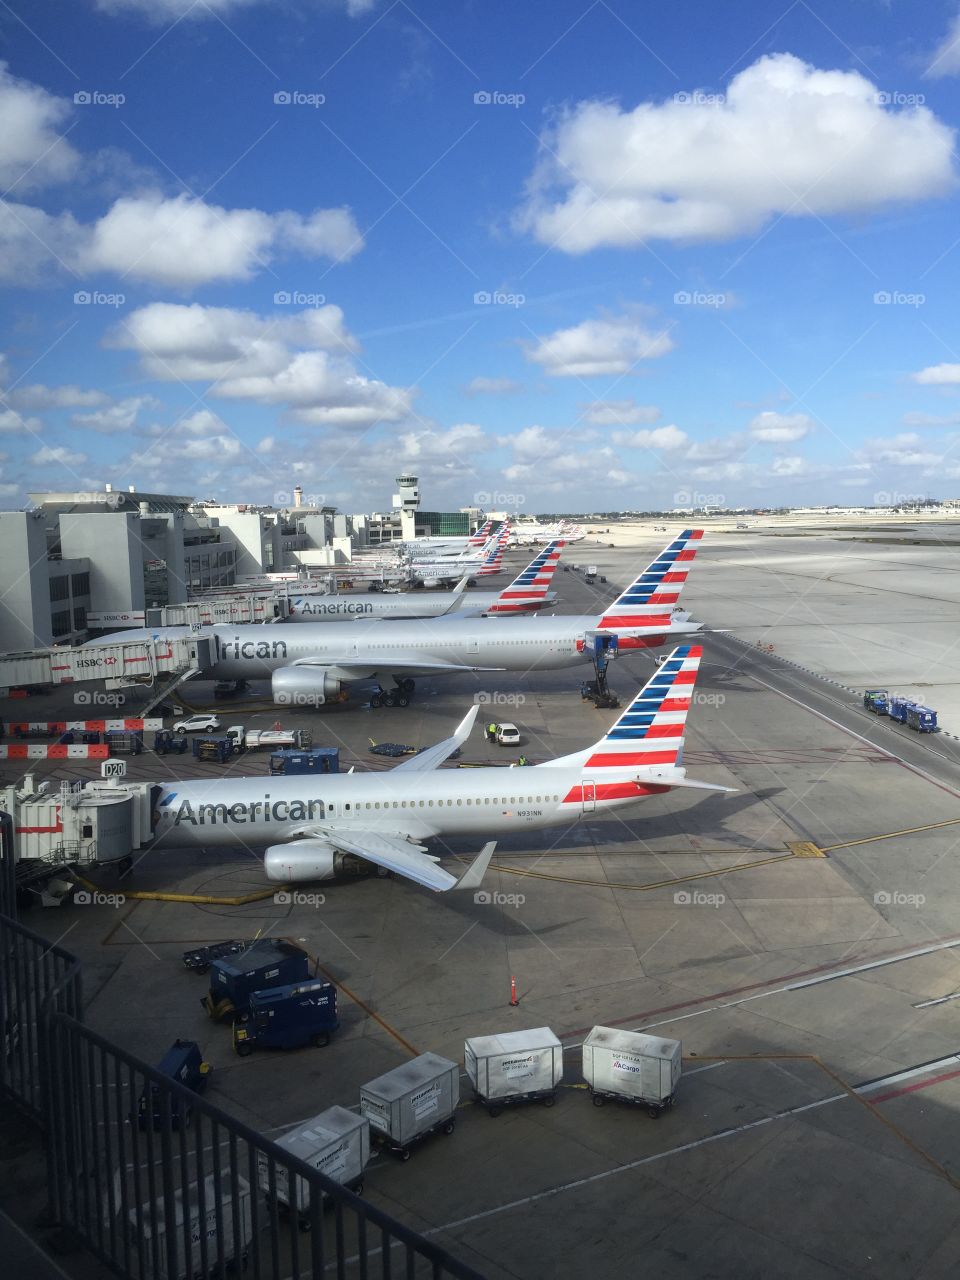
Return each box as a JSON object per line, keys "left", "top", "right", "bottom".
{"left": 109, "top": 529, "right": 703, "bottom": 706}
{"left": 152, "top": 642, "right": 731, "bottom": 892}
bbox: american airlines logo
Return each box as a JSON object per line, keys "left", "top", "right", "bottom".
{"left": 168, "top": 797, "right": 324, "bottom": 826}
{"left": 295, "top": 600, "right": 373, "bottom": 615}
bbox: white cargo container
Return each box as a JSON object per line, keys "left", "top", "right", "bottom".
{"left": 582, "top": 1026, "right": 681, "bottom": 1114}
{"left": 258, "top": 1106, "right": 369, "bottom": 1216}
{"left": 465, "top": 1027, "right": 563, "bottom": 1112}
{"left": 360, "top": 1052, "right": 459, "bottom": 1158}
{"left": 129, "top": 1173, "right": 252, "bottom": 1280}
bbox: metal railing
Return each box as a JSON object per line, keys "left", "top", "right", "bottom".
{"left": 0, "top": 877, "right": 481, "bottom": 1278}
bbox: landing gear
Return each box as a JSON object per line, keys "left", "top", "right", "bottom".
{"left": 369, "top": 677, "right": 415, "bottom": 709}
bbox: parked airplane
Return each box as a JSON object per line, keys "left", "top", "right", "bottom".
{"left": 110, "top": 530, "right": 702, "bottom": 706}
{"left": 152, "top": 642, "right": 728, "bottom": 890}
{"left": 510, "top": 519, "right": 584, "bottom": 546}
{"left": 404, "top": 519, "right": 506, "bottom": 558}
{"left": 412, "top": 533, "right": 507, "bottom": 586}
{"left": 286, "top": 541, "right": 563, "bottom": 622}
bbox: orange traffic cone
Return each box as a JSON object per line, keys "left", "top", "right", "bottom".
{"left": 510, "top": 975, "right": 519, "bottom": 1006}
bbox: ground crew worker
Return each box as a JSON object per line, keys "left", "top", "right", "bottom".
{"left": 518, "top": 753, "right": 528, "bottom": 766}
{"left": 487, "top": 722, "right": 497, "bottom": 744}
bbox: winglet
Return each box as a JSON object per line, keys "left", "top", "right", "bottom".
{"left": 455, "top": 702, "right": 480, "bottom": 740}
{"left": 453, "top": 841, "right": 497, "bottom": 891}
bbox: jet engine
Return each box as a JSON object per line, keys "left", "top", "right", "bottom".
{"left": 271, "top": 666, "right": 341, "bottom": 706}
{"left": 264, "top": 839, "right": 367, "bottom": 883}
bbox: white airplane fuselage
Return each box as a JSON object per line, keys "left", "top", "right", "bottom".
{"left": 124, "top": 614, "right": 695, "bottom": 683}
{"left": 154, "top": 764, "right": 666, "bottom": 851}
{"left": 286, "top": 589, "right": 555, "bottom": 621}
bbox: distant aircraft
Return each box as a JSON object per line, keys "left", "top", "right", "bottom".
{"left": 286, "top": 540, "right": 563, "bottom": 622}
{"left": 152, "top": 642, "right": 729, "bottom": 890}
{"left": 111, "top": 531, "right": 703, "bottom": 706}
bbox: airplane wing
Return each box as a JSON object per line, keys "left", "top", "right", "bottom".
{"left": 437, "top": 576, "right": 471, "bottom": 615}
{"left": 292, "top": 653, "right": 505, "bottom": 676}
{"left": 289, "top": 826, "right": 497, "bottom": 892}
{"left": 392, "top": 704, "right": 478, "bottom": 773}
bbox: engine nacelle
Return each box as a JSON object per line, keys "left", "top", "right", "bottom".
{"left": 271, "top": 666, "right": 341, "bottom": 707}
{"left": 264, "top": 839, "right": 339, "bottom": 882}
{"left": 264, "top": 840, "right": 371, "bottom": 883}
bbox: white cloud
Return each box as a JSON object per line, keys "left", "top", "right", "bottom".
{"left": 581, "top": 398, "right": 660, "bottom": 426}
{"left": 82, "top": 193, "right": 363, "bottom": 288}
{"left": 911, "top": 362, "right": 960, "bottom": 385}
{"left": 749, "top": 410, "right": 814, "bottom": 443}
{"left": 9, "top": 384, "right": 109, "bottom": 410}
{"left": 72, "top": 396, "right": 158, "bottom": 434}
{"left": 518, "top": 53, "right": 955, "bottom": 252}
{"left": 863, "top": 432, "right": 942, "bottom": 467}
{"left": 30, "top": 444, "right": 86, "bottom": 466}
{"left": 465, "top": 376, "right": 525, "bottom": 396}
{"left": 524, "top": 311, "right": 674, "bottom": 377}
{"left": 0, "top": 408, "right": 42, "bottom": 434}
{"left": 0, "top": 190, "right": 364, "bottom": 289}
{"left": 109, "top": 303, "right": 413, "bottom": 428}
{"left": 926, "top": 14, "right": 960, "bottom": 78}
{"left": 0, "top": 63, "right": 79, "bottom": 193}
{"left": 684, "top": 433, "right": 746, "bottom": 462}
{"left": 611, "top": 425, "right": 688, "bottom": 449}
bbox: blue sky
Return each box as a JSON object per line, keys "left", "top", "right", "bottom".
{"left": 5, "top": 0, "right": 960, "bottom": 511}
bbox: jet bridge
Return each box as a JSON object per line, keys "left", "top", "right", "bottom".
{"left": 0, "top": 633, "right": 212, "bottom": 694}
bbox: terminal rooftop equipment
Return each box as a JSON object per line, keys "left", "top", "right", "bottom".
{"left": 204, "top": 941, "right": 310, "bottom": 1022}
{"left": 360, "top": 1052, "right": 459, "bottom": 1160}
{"left": 465, "top": 1027, "right": 563, "bottom": 1116}
{"left": 258, "top": 1106, "right": 370, "bottom": 1224}
{"left": 137, "top": 1038, "right": 210, "bottom": 1131}
{"left": 581, "top": 1026, "right": 682, "bottom": 1116}
{"left": 130, "top": 1173, "right": 252, "bottom": 1280}
{"left": 232, "top": 979, "right": 339, "bottom": 1055}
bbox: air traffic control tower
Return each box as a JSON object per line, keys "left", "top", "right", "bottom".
{"left": 393, "top": 474, "right": 421, "bottom": 512}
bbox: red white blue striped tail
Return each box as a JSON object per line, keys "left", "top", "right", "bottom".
{"left": 468, "top": 519, "right": 495, "bottom": 547}
{"left": 596, "top": 529, "right": 703, "bottom": 633}
{"left": 584, "top": 644, "right": 702, "bottom": 770}
{"left": 486, "top": 539, "right": 563, "bottom": 613}
{"left": 476, "top": 531, "right": 507, "bottom": 576}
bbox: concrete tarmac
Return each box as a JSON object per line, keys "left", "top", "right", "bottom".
{"left": 4, "top": 529, "right": 960, "bottom": 1278}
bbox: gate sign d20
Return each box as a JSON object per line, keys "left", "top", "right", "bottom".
{"left": 101, "top": 758, "right": 127, "bottom": 779}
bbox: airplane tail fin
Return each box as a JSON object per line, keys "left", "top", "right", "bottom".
{"left": 594, "top": 529, "right": 703, "bottom": 633}
{"left": 476, "top": 525, "right": 510, "bottom": 576}
{"left": 583, "top": 643, "right": 702, "bottom": 771}
{"left": 486, "top": 539, "right": 564, "bottom": 613}
{"left": 468, "top": 519, "right": 495, "bottom": 547}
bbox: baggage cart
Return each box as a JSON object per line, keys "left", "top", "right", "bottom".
{"left": 907, "top": 704, "right": 937, "bottom": 732}
{"left": 137, "top": 1038, "right": 210, "bottom": 1130}
{"left": 204, "top": 940, "right": 310, "bottom": 1022}
{"left": 360, "top": 1052, "right": 459, "bottom": 1160}
{"left": 465, "top": 1027, "right": 563, "bottom": 1116}
{"left": 889, "top": 696, "right": 914, "bottom": 724}
{"left": 129, "top": 1173, "right": 251, "bottom": 1280}
{"left": 582, "top": 1025, "right": 681, "bottom": 1116}
{"left": 182, "top": 939, "right": 248, "bottom": 974}
{"left": 258, "top": 1106, "right": 369, "bottom": 1227}
{"left": 233, "top": 979, "right": 339, "bottom": 1055}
